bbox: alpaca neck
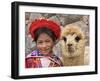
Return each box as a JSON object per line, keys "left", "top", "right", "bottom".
{"left": 62, "top": 55, "right": 84, "bottom": 66}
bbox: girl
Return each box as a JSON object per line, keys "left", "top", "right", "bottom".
{"left": 25, "top": 19, "right": 62, "bottom": 68}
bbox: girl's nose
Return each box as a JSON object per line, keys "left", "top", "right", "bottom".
{"left": 42, "top": 43, "right": 47, "bottom": 48}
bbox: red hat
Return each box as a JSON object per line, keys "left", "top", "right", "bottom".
{"left": 29, "top": 19, "right": 61, "bottom": 39}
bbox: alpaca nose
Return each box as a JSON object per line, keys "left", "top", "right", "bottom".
{"left": 67, "top": 44, "right": 73, "bottom": 47}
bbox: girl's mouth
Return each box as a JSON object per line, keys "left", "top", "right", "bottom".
{"left": 40, "top": 48, "right": 53, "bottom": 55}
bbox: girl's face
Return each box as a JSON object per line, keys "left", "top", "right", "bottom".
{"left": 36, "top": 33, "right": 54, "bottom": 55}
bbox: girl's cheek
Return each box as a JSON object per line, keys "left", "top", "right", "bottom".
{"left": 36, "top": 44, "right": 42, "bottom": 49}
{"left": 36, "top": 44, "right": 47, "bottom": 50}
{"left": 36, "top": 42, "right": 54, "bottom": 50}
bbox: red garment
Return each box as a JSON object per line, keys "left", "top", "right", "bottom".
{"left": 25, "top": 50, "right": 62, "bottom": 68}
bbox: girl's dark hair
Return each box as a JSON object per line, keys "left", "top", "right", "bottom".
{"left": 34, "top": 27, "right": 57, "bottom": 42}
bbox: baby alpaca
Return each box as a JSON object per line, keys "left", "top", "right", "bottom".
{"left": 60, "top": 24, "right": 86, "bottom": 66}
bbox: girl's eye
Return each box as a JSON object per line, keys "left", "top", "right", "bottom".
{"left": 37, "top": 41, "right": 42, "bottom": 44}
{"left": 63, "top": 37, "right": 67, "bottom": 42}
{"left": 75, "top": 36, "right": 81, "bottom": 42}
{"left": 45, "top": 40, "right": 50, "bottom": 43}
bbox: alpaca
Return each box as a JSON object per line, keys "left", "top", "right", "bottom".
{"left": 60, "top": 24, "right": 87, "bottom": 66}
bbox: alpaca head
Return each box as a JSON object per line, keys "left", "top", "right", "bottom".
{"left": 60, "top": 24, "right": 86, "bottom": 58}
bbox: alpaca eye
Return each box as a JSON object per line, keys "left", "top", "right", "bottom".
{"left": 63, "top": 37, "right": 67, "bottom": 42}
{"left": 75, "top": 36, "right": 81, "bottom": 42}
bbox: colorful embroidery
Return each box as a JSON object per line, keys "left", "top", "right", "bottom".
{"left": 25, "top": 50, "right": 62, "bottom": 68}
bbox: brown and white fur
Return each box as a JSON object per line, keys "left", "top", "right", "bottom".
{"left": 60, "top": 24, "right": 86, "bottom": 66}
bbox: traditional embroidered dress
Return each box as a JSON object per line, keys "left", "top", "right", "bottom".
{"left": 25, "top": 49, "right": 63, "bottom": 68}
{"left": 26, "top": 19, "right": 62, "bottom": 68}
